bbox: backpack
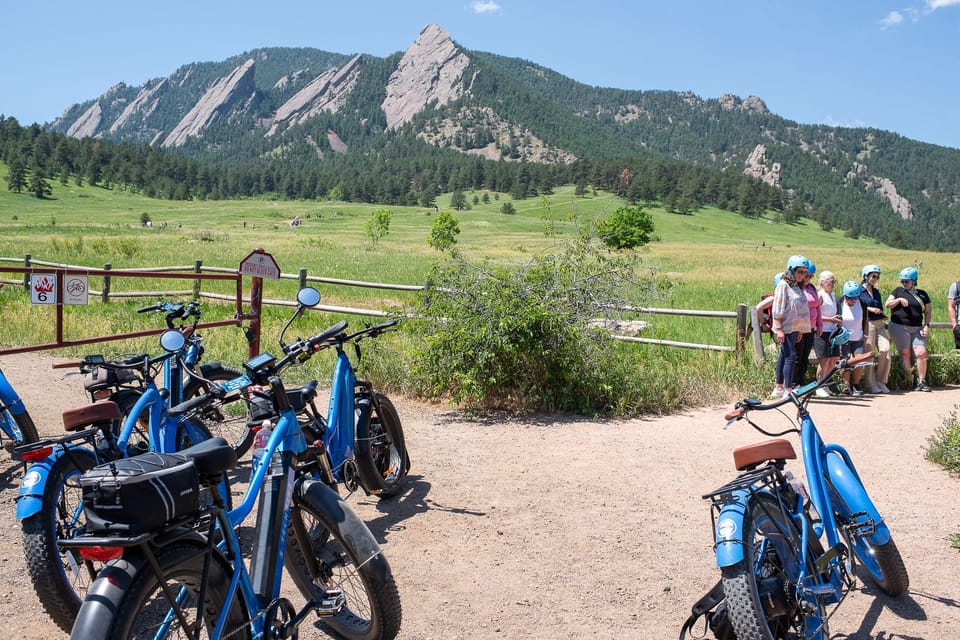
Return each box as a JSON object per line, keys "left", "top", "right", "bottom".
{"left": 759, "top": 292, "right": 774, "bottom": 334}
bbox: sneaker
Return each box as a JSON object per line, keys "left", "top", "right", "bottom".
{"left": 770, "top": 388, "right": 785, "bottom": 399}
{"left": 911, "top": 380, "right": 922, "bottom": 392}
{"left": 814, "top": 387, "right": 831, "bottom": 398}
{"left": 842, "top": 385, "right": 854, "bottom": 396}
{"left": 868, "top": 385, "right": 885, "bottom": 394}
{"left": 916, "top": 380, "right": 932, "bottom": 392}
{"left": 877, "top": 383, "right": 891, "bottom": 394}
{"left": 850, "top": 385, "right": 863, "bottom": 396}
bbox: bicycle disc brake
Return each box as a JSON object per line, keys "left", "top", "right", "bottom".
{"left": 263, "top": 598, "right": 297, "bottom": 640}
{"left": 342, "top": 458, "right": 360, "bottom": 492}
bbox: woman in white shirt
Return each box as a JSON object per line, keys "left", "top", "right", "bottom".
{"left": 839, "top": 280, "right": 869, "bottom": 395}
{"left": 813, "top": 272, "right": 842, "bottom": 397}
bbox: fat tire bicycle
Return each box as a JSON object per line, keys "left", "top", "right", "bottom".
{"left": 17, "top": 303, "right": 239, "bottom": 633}
{"left": 0, "top": 363, "right": 40, "bottom": 455}
{"left": 700, "top": 351, "right": 908, "bottom": 640}
{"left": 67, "top": 289, "right": 401, "bottom": 640}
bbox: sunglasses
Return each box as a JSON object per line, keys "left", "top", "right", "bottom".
{"left": 900, "top": 279, "right": 913, "bottom": 284}
{"left": 868, "top": 273, "right": 880, "bottom": 278}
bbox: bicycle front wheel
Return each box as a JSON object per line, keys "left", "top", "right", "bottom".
{"left": 71, "top": 540, "right": 250, "bottom": 640}
{"left": 185, "top": 364, "right": 254, "bottom": 458}
{"left": 355, "top": 392, "right": 409, "bottom": 499}
{"left": 285, "top": 478, "right": 401, "bottom": 640}
{"left": 3, "top": 407, "right": 39, "bottom": 450}
{"left": 721, "top": 492, "right": 827, "bottom": 640}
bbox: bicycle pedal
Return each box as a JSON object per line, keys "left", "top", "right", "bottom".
{"left": 316, "top": 589, "right": 346, "bottom": 616}
{"left": 806, "top": 583, "right": 838, "bottom": 597}
{"left": 843, "top": 511, "right": 877, "bottom": 537}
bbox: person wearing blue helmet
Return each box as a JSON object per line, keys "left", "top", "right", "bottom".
{"left": 793, "top": 262, "right": 822, "bottom": 388}
{"left": 813, "top": 271, "right": 842, "bottom": 397}
{"left": 860, "top": 265, "right": 891, "bottom": 393}
{"left": 839, "top": 280, "right": 869, "bottom": 395}
{"left": 770, "top": 255, "right": 812, "bottom": 398}
{"left": 948, "top": 279, "right": 960, "bottom": 349}
{"left": 886, "top": 266, "right": 932, "bottom": 391}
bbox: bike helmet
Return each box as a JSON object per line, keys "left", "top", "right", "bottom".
{"left": 861, "top": 264, "right": 881, "bottom": 280}
{"left": 899, "top": 266, "right": 918, "bottom": 283}
{"left": 843, "top": 281, "right": 861, "bottom": 298}
{"left": 785, "top": 254, "right": 810, "bottom": 276}
{"left": 773, "top": 271, "right": 785, "bottom": 288}
{"left": 807, "top": 262, "right": 816, "bottom": 276}
{"left": 830, "top": 327, "right": 850, "bottom": 349}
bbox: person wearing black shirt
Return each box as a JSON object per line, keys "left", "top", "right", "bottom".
{"left": 885, "top": 266, "right": 932, "bottom": 391}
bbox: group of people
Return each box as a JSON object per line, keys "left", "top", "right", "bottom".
{"left": 759, "top": 255, "right": 933, "bottom": 398}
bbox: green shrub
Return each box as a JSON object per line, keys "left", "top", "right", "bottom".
{"left": 926, "top": 406, "right": 960, "bottom": 475}
{"left": 597, "top": 204, "right": 654, "bottom": 249}
{"left": 412, "top": 230, "right": 666, "bottom": 414}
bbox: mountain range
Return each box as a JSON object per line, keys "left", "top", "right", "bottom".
{"left": 42, "top": 23, "right": 960, "bottom": 250}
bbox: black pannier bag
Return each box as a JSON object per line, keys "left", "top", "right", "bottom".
{"left": 81, "top": 452, "right": 200, "bottom": 535}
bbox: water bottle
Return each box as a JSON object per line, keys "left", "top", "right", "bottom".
{"left": 785, "top": 470, "right": 821, "bottom": 523}
{"left": 251, "top": 419, "right": 273, "bottom": 470}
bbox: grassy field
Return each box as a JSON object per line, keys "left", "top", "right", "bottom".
{"left": 2, "top": 164, "right": 959, "bottom": 411}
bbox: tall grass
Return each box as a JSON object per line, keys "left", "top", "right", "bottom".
{"left": 2, "top": 168, "right": 959, "bottom": 412}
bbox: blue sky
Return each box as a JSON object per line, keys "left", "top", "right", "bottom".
{"left": 3, "top": 1, "right": 958, "bottom": 149}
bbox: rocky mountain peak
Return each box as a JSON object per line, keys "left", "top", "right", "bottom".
{"left": 266, "top": 53, "right": 362, "bottom": 137}
{"left": 381, "top": 23, "right": 471, "bottom": 130}
{"left": 161, "top": 58, "right": 257, "bottom": 148}
{"left": 719, "top": 93, "right": 768, "bottom": 114}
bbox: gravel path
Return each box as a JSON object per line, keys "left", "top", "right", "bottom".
{"left": 0, "top": 351, "right": 958, "bottom": 639}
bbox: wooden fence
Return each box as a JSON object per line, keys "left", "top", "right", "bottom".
{"left": 0, "top": 253, "right": 760, "bottom": 355}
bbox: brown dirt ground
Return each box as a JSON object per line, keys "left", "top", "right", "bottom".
{"left": 0, "top": 351, "right": 958, "bottom": 639}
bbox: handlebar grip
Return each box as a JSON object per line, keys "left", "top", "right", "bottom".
{"left": 168, "top": 392, "right": 216, "bottom": 417}
{"left": 724, "top": 406, "right": 745, "bottom": 421}
{"left": 308, "top": 320, "right": 349, "bottom": 349}
{"left": 52, "top": 360, "right": 83, "bottom": 369}
{"left": 137, "top": 304, "right": 161, "bottom": 313}
{"left": 301, "top": 380, "right": 319, "bottom": 404}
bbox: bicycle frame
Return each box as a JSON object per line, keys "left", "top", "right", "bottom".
{"left": 324, "top": 346, "right": 359, "bottom": 482}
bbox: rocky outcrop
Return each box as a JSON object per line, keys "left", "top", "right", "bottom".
{"left": 266, "top": 54, "right": 362, "bottom": 136}
{"left": 326, "top": 129, "right": 348, "bottom": 153}
{"left": 743, "top": 144, "right": 781, "bottom": 186}
{"left": 381, "top": 24, "right": 470, "bottom": 130}
{"left": 110, "top": 78, "right": 166, "bottom": 133}
{"left": 161, "top": 59, "right": 257, "bottom": 148}
{"left": 66, "top": 102, "right": 103, "bottom": 138}
{"left": 847, "top": 162, "right": 913, "bottom": 220}
{"left": 719, "top": 94, "right": 769, "bottom": 114}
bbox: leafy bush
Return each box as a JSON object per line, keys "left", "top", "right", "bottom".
{"left": 412, "top": 229, "right": 666, "bottom": 414}
{"left": 427, "top": 211, "right": 460, "bottom": 252}
{"left": 926, "top": 406, "right": 960, "bottom": 475}
{"left": 597, "top": 204, "right": 654, "bottom": 249}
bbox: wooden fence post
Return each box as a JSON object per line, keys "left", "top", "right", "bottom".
{"left": 193, "top": 260, "right": 202, "bottom": 299}
{"left": 101, "top": 263, "right": 111, "bottom": 303}
{"left": 750, "top": 305, "right": 765, "bottom": 363}
{"left": 298, "top": 268, "right": 307, "bottom": 290}
{"left": 22, "top": 253, "right": 30, "bottom": 291}
{"left": 735, "top": 304, "right": 747, "bottom": 353}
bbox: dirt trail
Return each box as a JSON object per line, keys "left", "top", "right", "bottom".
{"left": 0, "top": 351, "right": 958, "bottom": 639}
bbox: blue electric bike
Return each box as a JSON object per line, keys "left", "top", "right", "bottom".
{"left": 697, "top": 351, "right": 908, "bottom": 640}
{"left": 16, "top": 302, "right": 241, "bottom": 633}
{"left": 67, "top": 287, "right": 402, "bottom": 640}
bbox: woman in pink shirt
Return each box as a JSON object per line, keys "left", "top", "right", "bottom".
{"left": 793, "top": 262, "right": 823, "bottom": 388}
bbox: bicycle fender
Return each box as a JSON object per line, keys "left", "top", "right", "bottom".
{"left": 16, "top": 445, "right": 97, "bottom": 519}
{"left": 825, "top": 452, "right": 891, "bottom": 546}
{"left": 297, "top": 478, "right": 389, "bottom": 579}
{"left": 713, "top": 489, "right": 750, "bottom": 568}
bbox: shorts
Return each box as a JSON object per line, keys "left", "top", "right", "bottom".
{"left": 840, "top": 339, "right": 865, "bottom": 358}
{"left": 814, "top": 329, "right": 841, "bottom": 359}
{"left": 888, "top": 322, "right": 925, "bottom": 352}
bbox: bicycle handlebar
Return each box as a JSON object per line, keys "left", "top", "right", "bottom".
{"left": 725, "top": 350, "right": 875, "bottom": 422}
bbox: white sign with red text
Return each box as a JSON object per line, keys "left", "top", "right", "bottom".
{"left": 31, "top": 274, "right": 57, "bottom": 304}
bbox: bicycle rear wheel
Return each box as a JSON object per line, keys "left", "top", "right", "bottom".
{"left": 3, "top": 407, "right": 39, "bottom": 451}
{"left": 285, "top": 478, "right": 401, "bottom": 640}
{"left": 21, "top": 448, "right": 99, "bottom": 633}
{"left": 70, "top": 540, "right": 250, "bottom": 640}
{"left": 721, "top": 492, "right": 827, "bottom": 640}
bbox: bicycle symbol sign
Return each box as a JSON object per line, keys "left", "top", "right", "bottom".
{"left": 64, "top": 276, "right": 89, "bottom": 305}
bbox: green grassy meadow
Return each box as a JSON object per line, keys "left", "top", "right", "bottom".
{"left": 2, "top": 163, "right": 960, "bottom": 410}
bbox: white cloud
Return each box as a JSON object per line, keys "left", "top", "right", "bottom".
{"left": 880, "top": 10, "right": 904, "bottom": 28}
{"left": 928, "top": 0, "right": 960, "bottom": 10}
{"left": 470, "top": 1, "right": 502, "bottom": 14}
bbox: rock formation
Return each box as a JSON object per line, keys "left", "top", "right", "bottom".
{"left": 719, "top": 94, "right": 769, "bottom": 114}
{"left": 266, "top": 54, "right": 362, "bottom": 136}
{"left": 743, "top": 144, "right": 781, "bottom": 186}
{"left": 381, "top": 24, "right": 470, "bottom": 130}
{"left": 847, "top": 162, "right": 913, "bottom": 220}
{"left": 162, "top": 59, "right": 257, "bottom": 148}
{"left": 110, "top": 78, "right": 166, "bottom": 133}
{"left": 65, "top": 102, "right": 103, "bottom": 138}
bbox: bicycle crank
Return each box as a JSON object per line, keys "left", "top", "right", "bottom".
{"left": 263, "top": 598, "right": 298, "bottom": 640}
